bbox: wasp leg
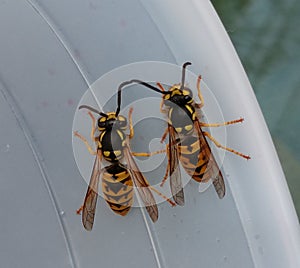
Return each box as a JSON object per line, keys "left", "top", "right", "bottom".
{"left": 157, "top": 82, "right": 166, "bottom": 92}
{"left": 74, "top": 131, "right": 97, "bottom": 155}
{"left": 128, "top": 107, "right": 134, "bottom": 139}
{"left": 195, "top": 75, "right": 204, "bottom": 109}
{"left": 130, "top": 149, "right": 169, "bottom": 187}
{"left": 76, "top": 205, "right": 83, "bottom": 215}
{"left": 158, "top": 141, "right": 171, "bottom": 187}
{"left": 87, "top": 111, "right": 98, "bottom": 142}
{"left": 131, "top": 125, "right": 169, "bottom": 155}
{"left": 131, "top": 146, "right": 169, "bottom": 187}
{"left": 200, "top": 118, "right": 244, "bottom": 127}
{"left": 157, "top": 82, "right": 168, "bottom": 114}
{"left": 160, "top": 127, "right": 169, "bottom": 143}
{"left": 148, "top": 185, "right": 176, "bottom": 207}
{"left": 203, "top": 131, "right": 251, "bottom": 159}
{"left": 160, "top": 163, "right": 169, "bottom": 187}
{"left": 128, "top": 105, "right": 167, "bottom": 156}
{"left": 131, "top": 148, "right": 166, "bottom": 157}
{"left": 160, "top": 99, "right": 166, "bottom": 114}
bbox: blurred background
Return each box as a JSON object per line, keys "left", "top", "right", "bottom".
{"left": 212, "top": 0, "right": 300, "bottom": 218}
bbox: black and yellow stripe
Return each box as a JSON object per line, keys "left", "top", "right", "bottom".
{"left": 178, "top": 136, "right": 211, "bottom": 183}
{"left": 102, "top": 164, "right": 134, "bottom": 216}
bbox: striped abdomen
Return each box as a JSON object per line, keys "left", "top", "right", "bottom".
{"left": 179, "top": 135, "right": 218, "bottom": 183}
{"left": 102, "top": 163, "right": 133, "bottom": 216}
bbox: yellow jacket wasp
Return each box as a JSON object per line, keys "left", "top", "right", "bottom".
{"left": 74, "top": 82, "right": 175, "bottom": 230}
{"left": 122, "top": 62, "right": 250, "bottom": 205}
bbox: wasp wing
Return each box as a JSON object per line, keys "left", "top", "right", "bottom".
{"left": 82, "top": 151, "right": 102, "bottom": 230}
{"left": 124, "top": 145, "right": 158, "bottom": 222}
{"left": 168, "top": 124, "right": 185, "bottom": 206}
{"left": 194, "top": 120, "right": 225, "bottom": 199}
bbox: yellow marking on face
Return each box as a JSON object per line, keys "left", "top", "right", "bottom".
{"left": 106, "top": 112, "right": 117, "bottom": 120}
{"left": 171, "top": 89, "right": 181, "bottom": 97}
{"left": 118, "top": 116, "right": 125, "bottom": 121}
{"left": 170, "top": 84, "right": 181, "bottom": 91}
{"left": 182, "top": 90, "right": 189, "bottom": 96}
{"left": 99, "top": 117, "right": 106, "bottom": 122}
{"left": 164, "top": 94, "right": 170, "bottom": 100}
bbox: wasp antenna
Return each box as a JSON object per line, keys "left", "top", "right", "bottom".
{"left": 180, "top": 62, "right": 192, "bottom": 90}
{"left": 129, "top": 79, "right": 168, "bottom": 95}
{"left": 116, "top": 80, "right": 136, "bottom": 116}
{"left": 79, "top": 105, "right": 107, "bottom": 117}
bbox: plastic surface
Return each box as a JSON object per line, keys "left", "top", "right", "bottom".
{"left": 0, "top": 0, "right": 299, "bottom": 268}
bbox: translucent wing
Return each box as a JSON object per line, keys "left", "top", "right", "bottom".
{"left": 168, "top": 124, "right": 185, "bottom": 206}
{"left": 194, "top": 120, "right": 225, "bottom": 199}
{"left": 124, "top": 145, "right": 158, "bottom": 222}
{"left": 82, "top": 151, "right": 102, "bottom": 230}
{"left": 198, "top": 180, "right": 212, "bottom": 193}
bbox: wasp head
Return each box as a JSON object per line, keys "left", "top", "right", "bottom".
{"left": 163, "top": 84, "right": 194, "bottom": 107}
{"left": 98, "top": 112, "right": 127, "bottom": 131}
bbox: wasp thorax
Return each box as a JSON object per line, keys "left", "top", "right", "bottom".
{"left": 169, "top": 105, "right": 195, "bottom": 135}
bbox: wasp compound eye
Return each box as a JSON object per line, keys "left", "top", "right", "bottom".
{"left": 98, "top": 119, "right": 106, "bottom": 129}
{"left": 184, "top": 95, "right": 192, "bottom": 102}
